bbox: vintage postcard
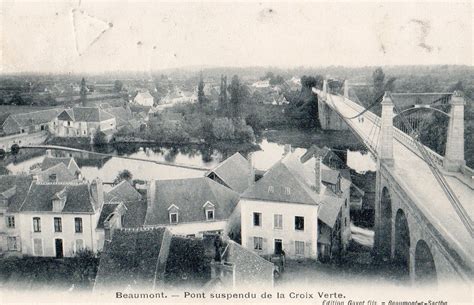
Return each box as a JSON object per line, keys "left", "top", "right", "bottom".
{"left": 0, "top": 0, "right": 472, "bottom": 304}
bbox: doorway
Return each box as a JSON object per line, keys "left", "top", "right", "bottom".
{"left": 274, "top": 239, "right": 283, "bottom": 255}
{"left": 55, "top": 239, "right": 64, "bottom": 258}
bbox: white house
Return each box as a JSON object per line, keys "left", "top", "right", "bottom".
{"left": 239, "top": 149, "right": 351, "bottom": 260}
{"left": 133, "top": 91, "right": 154, "bottom": 107}
{"left": 54, "top": 107, "right": 116, "bottom": 140}
{"left": 144, "top": 177, "right": 240, "bottom": 237}
{"left": 4, "top": 179, "right": 106, "bottom": 258}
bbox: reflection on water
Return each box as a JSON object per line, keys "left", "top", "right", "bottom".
{"left": 4, "top": 131, "right": 376, "bottom": 183}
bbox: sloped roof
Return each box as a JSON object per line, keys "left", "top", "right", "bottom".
{"left": 144, "top": 177, "right": 240, "bottom": 226}
{"left": 36, "top": 163, "right": 76, "bottom": 183}
{"left": 10, "top": 108, "right": 62, "bottom": 127}
{"left": 96, "top": 203, "right": 120, "bottom": 229}
{"left": 105, "top": 180, "right": 142, "bottom": 204}
{"left": 207, "top": 152, "right": 251, "bottom": 193}
{"left": 41, "top": 157, "right": 72, "bottom": 171}
{"left": 322, "top": 169, "right": 340, "bottom": 185}
{"left": 0, "top": 175, "right": 33, "bottom": 213}
{"left": 221, "top": 240, "right": 273, "bottom": 285}
{"left": 318, "top": 199, "right": 343, "bottom": 228}
{"left": 58, "top": 107, "right": 115, "bottom": 122}
{"left": 20, "top": 182, "right": 96, "bottom": 213}
{"left": 103, "top": 107, "right": 132, "bottom": 128}
{"left": 94, "top": 227, "right": 167, "bottom": 290}
{"left": 241, "top": 161, "right": 319, "bottom": 205}
{"left": 0, "top": 113, "right": 11, "bottom": 126}
{"left": 135, "top": 91, "right": 154, "bottom": 100}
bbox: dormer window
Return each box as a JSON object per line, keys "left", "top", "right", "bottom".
{"left": 268, "top": 186, "right": 274, "bottom": 193}
{"left": 167, "top": 204, "right": 180, "bottom": 224}
{"left": 203, "top": 201, "right": 215, "bottom": 222}
{"left": 284, "top": 187, "right": 291, "bottom": 195}
{"left": 49, "top": 174, "right": 57, "bottom": 182}
{"left": 169, "top": 212, "right": 178, "bottom": 224}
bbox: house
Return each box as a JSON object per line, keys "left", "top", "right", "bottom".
{"left": 206, "top": 152, "right": 254, "bottom": 194}
{"left": 239, "top": 149, "right": 351, "bottom": 261}
{"left": 0, "top": 175, "right": 33, "bottom": 254}
{"left": 133, "top": 91, "right": 154, "bottom": 107}
{"left": 33, "top": 162, "right": 77, "bottom": 183}
{"left": 9, "top": 179, "right": 106, "bottom": 258}
{"left": 144, "top": 177, "right": 240, "bottom": 237}
{"left": 54, "top": 107, "right": 116, "bottom": 140}
{"left": 39, "top": 156, "right": 81, "bottom": 176}
{"left": 0, "top": 109, "right": 62, "bottom": 152}
{"left": 103, "top": 106, "right": 141, "bottom": 131}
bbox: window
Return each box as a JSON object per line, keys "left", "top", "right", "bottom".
{"left": 253, "top": 237, "right": 263, "bottom": 250}
{"left": 6, "top": 216, "right": 15, "bottom": 228}
{"left": 345, "top": 199, "right": 348, "bottom": 208}
{"left": 295, "top": 216, "right": 304, "bottom": 231}
{"left": 284, "top": 187, "right": 291, "bottom": 195}
{"left": 253, "top": 212, "right": 262, "bottom": 227}
{"left": 7, "top": 237, "right": 18, "bottom": 251}
{"left": 54, "top": 217, "right": 62, "bottom": 232}
{"left": 75, "top": 239, "right": 84, "bottom": 252}
{"left": 268, "top": 186, "right": 274, "bottom": 193}
{"left": 206, "top": 209, "right": 214, "bottom": 221}
{"left": 33, "top": 238, "right": 43, "bottom": 256}
{"left": 274, "top": 214, "right": 282, "bottom": 229}
{"left": 295, "top": 241, "right": 305, "bottom": 256}
{"left": 67, "top": 121, "right": 71, "bottom": 126}
{"left": 169, "top": 213, "right": 178, "bottom": 224}
{"left": 49, "top": 174, "right": 57, "bottom": 182}
{"left": 74, "top": 217, "right": 83, "bottom": 233}
{"left": 33, "top": 217, "right": 41, "bottom": 232}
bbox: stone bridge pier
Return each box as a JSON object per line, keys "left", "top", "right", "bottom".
{"left": 373, "top": 92, "right": 471, "bottom": 285}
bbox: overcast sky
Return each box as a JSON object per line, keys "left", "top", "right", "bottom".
{"left": 1, "top": 0, "right": 472, "bottom": 74}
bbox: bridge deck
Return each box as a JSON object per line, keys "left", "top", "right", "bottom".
{"left": 316, "top": 90, "right": 473, "bottom": 267}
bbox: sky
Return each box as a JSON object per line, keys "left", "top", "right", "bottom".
{"left": 1, "top": 0, "right": 473, "bottom": 74}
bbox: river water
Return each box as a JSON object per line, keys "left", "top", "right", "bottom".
{"left": 3, "top": 130, "right": 377, "bottom": 185}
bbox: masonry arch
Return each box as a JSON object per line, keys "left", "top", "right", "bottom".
{"left": 379, "top": 187, "right": 392, "bottom": 261}
{"left": 394, "top": 209, "right": 410, "bottom": 280}
{"left": 414, "top": 240, "right": 437, "bottom": 284}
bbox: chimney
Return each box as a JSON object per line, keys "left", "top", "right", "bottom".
{"left": 322, "top": 79, "right": 328, "bottom": 99}
{"left": 314, "top": 156, "right": 322, "bottom": 194}
{"left": 283, "top": 144, "right": 292, "bottom": 156}
{"left": 147, "top": 179, "right": 156, "bottom": 212}
{"left": 247, "top": 152, "right": 255, "bottom": 187}
{"left": 90, "top": 178, "right": 104, "bottom": 209}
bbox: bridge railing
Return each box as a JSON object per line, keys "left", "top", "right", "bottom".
{"left": 324, "top": 91, "right": 446, "bottom": 168}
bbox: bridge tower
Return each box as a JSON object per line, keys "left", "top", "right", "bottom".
{"left": 443, "top": 91, "right": 466, "bottom": 172}
{"left": 378, "top": 92, "right": 394, "bottom": 167}
{"left": 343, "top": 80, "right": 349, "bottom": 99}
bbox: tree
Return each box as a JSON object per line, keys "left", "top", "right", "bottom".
{"left": 114, "top": 169, "right": 133, "bottom": 185}
{"left": 218, "top": 75, "right": 228, "bottom": 115}
{"left": 197, "top": 73, "right": 207, "bottom": 106}
{"left": 114, "top": 80, "right": 123, "bottom": 92}
{"left": 212, "top": 117, "right": 235, "bottom": 140}
{"left": 93, "top": 130, "right": 107, "bottom": 145}
{"left": 80, "top": 78, "right": 87, "bottom": 106}
{"left": 229, "top": 75, "right": 250, "bottom": 118}
{"left": 372, "top": 67, "right": 386, "bottom": 99}
{"left": 11, "top": 92, "right": 26, "bottom": 105}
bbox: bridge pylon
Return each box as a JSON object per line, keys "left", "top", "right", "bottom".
{"left": 443, "top": 91, "right": 466, "bottom": 172}
{"left": 343, "top": 80, "right": 349, "bottom": 99}
{"left": 378, "top": 92, "right": 395, "bottom": 167}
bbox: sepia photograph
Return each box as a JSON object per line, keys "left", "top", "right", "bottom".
{"left": 0, "top": 0, "right": 472, "bottom": 304}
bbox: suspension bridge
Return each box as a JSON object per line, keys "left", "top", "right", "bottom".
{"left": 313, "top": 80, "right": 473, "bottom": 284}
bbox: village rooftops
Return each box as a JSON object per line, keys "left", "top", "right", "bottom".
{"left": 35, "top": 162, "right": 76, "bottom": 183}
{"left": 0, "top": 175, "right": 33, "bottom": 213}
{"left": 19, "top": 181, "right": 102, "bottom": 213}
{"left": 105, "top": 180, "right": 142, "bottom": 204}
{"left": 241, "top": 149, "right": 351, "bottom": 204}
{"left": 103, "top": 106, "right": 133, "bottom": 128}
{"left": 40, "top": 156, "right": 80, "bottom": 175}
{"left": 9, "top": 109, "right": 63, "bottom": 127}
{"left": 144, "top": 177, "right": 240, "bottom": 226}
{"left": 206, "top": 152, "right": 252, "bottom": 193}
{"left": 57, "top": 107, "right": 115, "bottom": 122}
